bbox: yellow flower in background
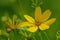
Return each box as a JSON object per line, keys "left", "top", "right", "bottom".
{"left": 22, "top": 7, "right": 56, "bottom": 32}
{"left": 2, "top": 15, "right": 21, "bottom": 30}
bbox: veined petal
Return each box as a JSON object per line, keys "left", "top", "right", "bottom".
{"left": 42, "top": 10, "right": 51, "bottom": 22}
{"left": 24, "top": 15, "right": 35, "bottom": 23}
{"left": 43, "top": 18, "right": 56, "bottom": 25}
{"left": 16, "top": 22, "right": 33, "bottom": 29}
{"left": 27, "top": 25, "right": 38, "bottom": 32}
{"left": 35, "top": 7, "right": 42, "bottom": 22}
{"left": 39, "top": 24, "right": 49, "bottom": 30}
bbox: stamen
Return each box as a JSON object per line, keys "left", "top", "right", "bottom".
{"left": 35, "top": 21, "right": 40, "bottom": 26}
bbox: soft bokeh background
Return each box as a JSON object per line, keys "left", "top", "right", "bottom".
{"left": 0, "top": 0, "right": 60, "bottom": 40}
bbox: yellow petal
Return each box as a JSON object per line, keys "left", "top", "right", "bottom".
{"left": 24, "top": 15, "right": 35, "bottom": 23}
{"left": 43, "top": 18, "right": 56, "bottom": 25}
{"left": 27, "top": 25, "right": 38, "bottom": 32}
{"left": 8, "top": 18, "right": 12, "bottom": 25}
{"left": 16, "top": 22, "right": 33, "bottom": 29}
{"left": 35, "top": 7, "right": 42, "bottom": 22}
{"left": 39, "top": 24, "right": 49, "bottom": 30}
{"left": 42, "top": 10, "right": 51, "bottom": 22}
{"left": 7, "top": 22, "right": 15, "bottom": 29}
{"left": 8, "top": 18, "right": 15, "bottom": 29}
{"left": 10, "top": 24, "right": 15, "bottom": 29}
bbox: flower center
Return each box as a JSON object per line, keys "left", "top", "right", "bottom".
{"left": 35, "top": 21, "right": 40, "bottom": 26}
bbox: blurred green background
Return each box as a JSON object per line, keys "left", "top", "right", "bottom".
{"left": 0, "top": 0, "right": 60, "bottom": 40}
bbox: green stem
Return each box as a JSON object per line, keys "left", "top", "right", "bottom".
{"left": 39, "top": 32, "right": 43, "bottom": 40}
{"left": 27, "top": 32, "right": 32, "bottom": 40}
{"left": 38, "top": 30, "right": 42, "bottom": 40}
{"left": 27, "top": 37, "right": 32, "bottom": 40}
{"left": 14, "top": 31, "right": 17, "bottom": 40}
{"left": 43, "top": 31, "right": 50, "bottom": 40}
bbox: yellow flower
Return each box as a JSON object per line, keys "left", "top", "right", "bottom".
{"left": 4, "top": 15, "right": 21, "bottom": 30}
{"left": 22, "top": 7, "right": 56, "bottom": 32}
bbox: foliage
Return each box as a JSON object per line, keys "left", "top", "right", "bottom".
{"left": 0, "top": 0, "right": 59, "bottom": 40}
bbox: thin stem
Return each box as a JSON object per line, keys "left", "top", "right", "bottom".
{"left": 27, "top": 32, "right": 32, "bottom": 40}
{"left": 39, "top": 31, "right": 43, "bottom": 40}
{"left": 13, "top": 31, "right": 17, "bottom": 40}
{"left": 32, "top": 33, "right": 36, "bottom": 40}
{"left": 38, "top": 28, "right": 43, "bottom": 40}
{"left": 43, "top": 31, "right": 50, "bottom": 40}
{"left": 27, "top": 35, "right": 32, "bottom": 40}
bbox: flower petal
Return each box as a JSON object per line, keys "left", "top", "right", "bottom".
{"left": 39, "top": 24, "right": 49, "bottom": 30}
{"left": 27, "top": 25, "right": 38, "bottom": 32}
{"left": 8, "top": 18, "right": 12, "bottom": 25}
{"left": 16, "top": 22, "right": 33, "bottom": 29}
{"left": 7, "top": 22, "right": 15, "bottom": 29}
{"left": 35, "top": 7, "right": 42, "bottom": 22}
{"left": 24, "top": 15, "right": 35, "bottom": 23}
{"left": 43, "top": 18, "right": 56, "bottom": 25}
{"left": 7, "top": 18, "right": 15, "bottom": 29}
{"left": 42, "top": 10, "right": 51, "bottom": 22}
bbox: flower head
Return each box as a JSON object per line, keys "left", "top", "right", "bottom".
{"left": 2, "top": 15, "right": 22, "bottom": 30}
{"left": 23, "top": 7, "right": 56, "bottom": 32}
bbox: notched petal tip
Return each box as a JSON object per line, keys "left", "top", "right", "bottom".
{"left": 44, "top": 18, "right": 56, "bottom": 25}
{"left": 53, "top": 18, "right": 56, "bottom": 20}
{"left": 35, "top": 7, "right": 41, "bottom": 14}
{"left": 50, "top": 18, "right": 56, "bottom": 22}
{"left": 36, "top": 7, "right": 41, "bottom": 10}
